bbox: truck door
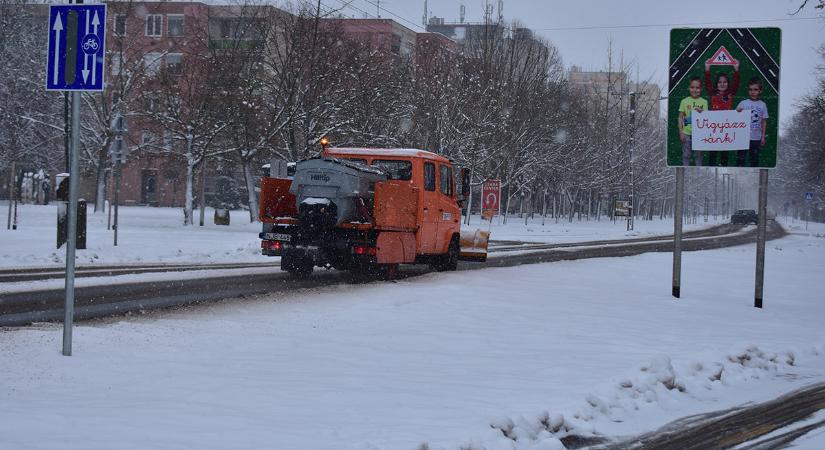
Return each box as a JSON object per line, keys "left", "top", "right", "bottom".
{"left": 437, "top": 164, "right": 459, "bottom": 253}
{"left": 419, "top": 161, "right": 440, "bottom": 254}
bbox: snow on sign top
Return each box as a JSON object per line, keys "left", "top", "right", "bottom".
{"left": 707, "top": 46, "right": 738, "bottom": 66}
{"left": 326, "top": 147, "right": 450, "bottom": 162}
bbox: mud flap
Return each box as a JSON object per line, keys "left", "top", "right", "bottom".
{"left": 459, "top": 229, "right": 489, "bottom": 262}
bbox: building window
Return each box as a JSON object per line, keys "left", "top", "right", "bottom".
{"left": 143, "top": 92, "right": 159, "bottom": 112}
{"left": 165, "top": 53, "right": 183, "bottom": 75}
{"left": 167, "top": 15, "right": 184, "bottom": 37}
{"left": 110, "top": 54, "right": 122, "bottom": 75}
{"left": 162, "top": 131, "right": 174, "bottom": 151}
{"left": 142, "top": 132, "right": 155, "bottom": 145}
{"left": 143, "top": 52, "right": 162, "bottom": 76}
{"left": 115, "top": 15, "right": 127, "bottom": 36}
{"left": 219, "top": 19, "right": 233, "bottom": 38}
{"left": 145, "top": 15, "right": 162, "bottom": 37}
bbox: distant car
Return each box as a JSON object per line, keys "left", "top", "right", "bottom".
{"left": 731, "top": 209, "right": 758, "bottom": 225}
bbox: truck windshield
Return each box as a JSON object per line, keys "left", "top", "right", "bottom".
{"left": 372, "top": 160, "right": 412, "bottom": 181}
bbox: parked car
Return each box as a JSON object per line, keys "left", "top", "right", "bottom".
{"left": 731, "top": 209, "right": 758, "bottom": 225}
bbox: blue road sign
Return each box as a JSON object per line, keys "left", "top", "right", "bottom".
{"left": 805, "top": 192, "right": 814, "bottom": 201}
{"left": 47, "top": 4, "right": 106, "bottom": 92}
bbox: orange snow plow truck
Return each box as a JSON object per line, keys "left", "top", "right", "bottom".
{"left": 258, "top": 147, "right": 489, "bottom": 277}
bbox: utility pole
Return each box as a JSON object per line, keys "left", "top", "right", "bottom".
{"left": 627, "top": 92, "right": 636, "bottom": 231}
{"left": 111, "top": 113, "right": 128, "bottom": 246}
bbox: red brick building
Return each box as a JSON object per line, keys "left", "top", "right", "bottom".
{"left": 99, "top": 5, "right": 455, "bottom": 207}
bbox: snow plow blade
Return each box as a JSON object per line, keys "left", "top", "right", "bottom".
{"left": 459, "top": 229, "right": 489, "bottom": 262}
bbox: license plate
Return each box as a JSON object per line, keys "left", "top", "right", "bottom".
{"left": 264, "top": 233, "right": 291, "bottom": 241}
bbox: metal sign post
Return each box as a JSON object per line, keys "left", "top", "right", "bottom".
{"left": 667, "top": 27, "right": 780, "bottom": 304}
{"left": 672, "top": 167, "right": 684, "bottom": 298}
{"left": 754, "top": 169, "right": 769, "bottom": 308}
{"left": 6, "top": 162, "right": 15, "bottom": 230}
{"left": 63, "top": 93, "right": 80, "bottom": 356}
{"left": 47, "top": 3, "right": 106, "bottom": 356}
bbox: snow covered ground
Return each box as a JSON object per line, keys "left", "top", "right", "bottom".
{"left": 0, "top": 202, "right": 267, "bottom": 268}
{"left": 1, "top": 221, "right": 824, "bottom": 449}
{"left": 0, "top": 202, "right": 721, "bottom": 268}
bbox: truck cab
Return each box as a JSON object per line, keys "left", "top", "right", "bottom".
{"left": 323, "top": 148, "right": 461, "bottom": 257}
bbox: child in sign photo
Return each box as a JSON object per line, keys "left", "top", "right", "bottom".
{"left": 736, "top": 78, "right": 769, "bottom": 167}
{"left": 677, "top": 77, "right": 708, "bottom": 166}
{"left": 704, "top": 59, "right": 740, "bottom": 166}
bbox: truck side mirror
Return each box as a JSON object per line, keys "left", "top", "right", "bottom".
{"left": 460, "top": 168, "right": 470, "bottom": 200}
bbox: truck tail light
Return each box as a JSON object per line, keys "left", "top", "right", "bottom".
{"left": 352, "top": 245, "right": 377, "bottom": 256}
{"left": 262, "top": 240, "right": 283, "bottom": 251}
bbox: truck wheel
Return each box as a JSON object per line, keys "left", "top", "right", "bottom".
{"left": 283, "top": 256, "right": 313, "bottom": 277}
{"left": 381, "top": 263, "right": 399, "bottom": 280}
{"left": 433, "top": 237, "right": 459, "bottom": 272}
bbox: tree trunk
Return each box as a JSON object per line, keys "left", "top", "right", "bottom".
{"left": 567, "top": 190, "right": 577, "bottom": 223}
{"left": 199, "top": 159, "right": 207, "bottom": 227}
{"left": 243, "top": 159, "right": 259, "bottom": 223}
{"left": 184, "top": 161, "right": 194, "bottom": 226}
{"left": 183, "top": 136, "right": 195, "bottom": 226}
{"left": 93, "top": 151, "right": 106, "bottom": 212}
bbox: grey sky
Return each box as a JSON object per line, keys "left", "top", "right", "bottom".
{"left": 331, "top": 0, "right": 824, "bottom": 129}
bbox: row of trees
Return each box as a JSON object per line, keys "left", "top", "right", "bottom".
{"left": 5, "top": 0, "right": 807, "bottom": 226}
{"left": 775, "top": 45, "right": 825, "bottom": 220}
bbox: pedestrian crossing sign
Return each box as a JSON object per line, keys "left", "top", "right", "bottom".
{"left": 707, "top": 46, "right": 738, "bottom": 66}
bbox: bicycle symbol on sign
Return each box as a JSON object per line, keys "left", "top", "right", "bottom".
{"left": 82, "top": 38, "right": 98, "bottom": 52}
{"left": 80, "top": 34, "right": 101, "bottom": 55}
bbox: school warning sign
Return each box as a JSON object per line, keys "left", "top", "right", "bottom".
{"left": 667, "top": 28, "right": 781, "bottom": 168}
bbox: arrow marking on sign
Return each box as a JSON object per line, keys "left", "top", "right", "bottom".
{"left": 82, "top": 56, "right": 90, "bottom": 83}
{"left": 81, "top": 10, "right": 91, "bottom": 83}
{"left": 91, "top": 11, "right": 100, "bottom": 34}
{"left": 52, "top": 13, "right": 63, "bottom": 85}
{"left": 726, "top": 29, "right": 780, "bottom": 93}
{"left": 91, "top": 11, "right": 101, "bottom": 85}
{"left": 669, "top": 28, "right": 723, "bottom": 93}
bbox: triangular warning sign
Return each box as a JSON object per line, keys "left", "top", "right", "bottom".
{"left": 707, "top": 46, "right": 738, "bottom": 66}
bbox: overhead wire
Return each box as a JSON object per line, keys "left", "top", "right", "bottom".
{"left": 531, "top": 16, "right": 822, "bottom": 32}
{"left": 356, "top": 0, "right": 426, "bottom": 31}
{"left": 324, "top": 2, "right": 820, "bottom": 35}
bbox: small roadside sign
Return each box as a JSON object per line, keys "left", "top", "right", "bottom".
{"left": 481, "top": 179, "right": 501, "bottom": 217}
{"left": 47, "top": 4, "right": 107, "bottom": 92}
{"left": 805, "top": 192, "right": 814, "bottom": 201}
{"left": 615, "top": 200, "right": 630, "bottom": 217}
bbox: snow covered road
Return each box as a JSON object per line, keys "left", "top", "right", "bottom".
{"left": 1, "top": 224, "right": 823, "bottom": 449}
